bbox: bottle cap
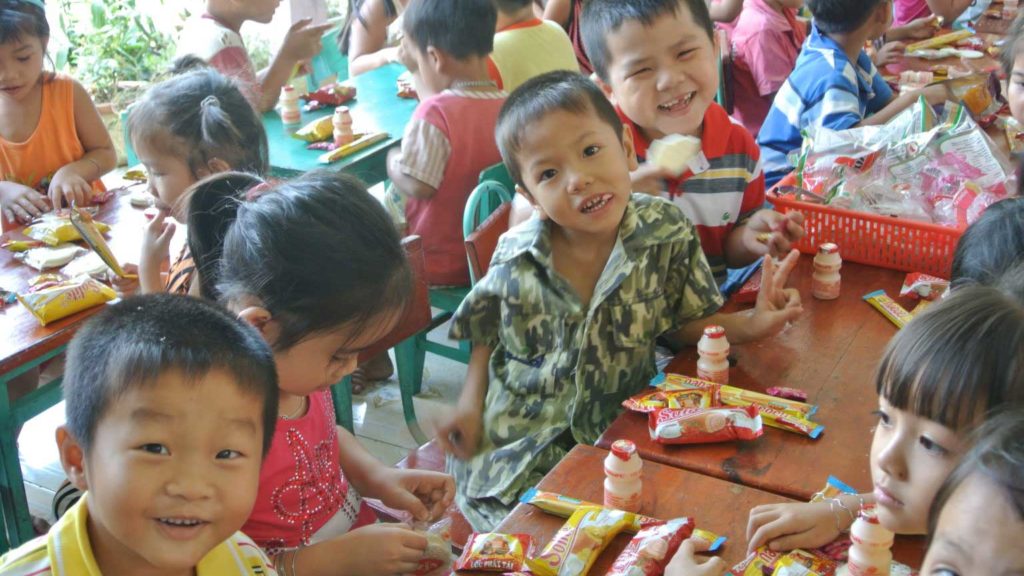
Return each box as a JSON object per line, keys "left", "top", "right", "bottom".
{"left": 818, "top": 243, "right": 839, "bottom": 255}
{"left": 858, "top": 505, "right": 880, "bottom": 524}
{"left": 702, "top": 325, "right": 726, "bottom": 339}
{"left": 610, "top": 439, "right": 637, "bottom": 461}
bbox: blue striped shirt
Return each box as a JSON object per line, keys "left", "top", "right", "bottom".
{"left": 757, "top": 24, "right": 893, "bottom": 186}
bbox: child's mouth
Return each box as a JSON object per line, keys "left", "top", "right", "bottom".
{"left": 658, "top": 92, "right": 696, "bottom": 113}
{"left": 156, "top": 516, "right": 209, "bottom": 539}
{"left": 158, "top": 517, "right": 205, "bottom": 527}
{"left": 579, "top": 193, "right": 614, "bottom": 214}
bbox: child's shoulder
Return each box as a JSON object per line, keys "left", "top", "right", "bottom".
{"left": 701, "top": 102, "right": 759, "bottom": 157}
{"left": 0, "top": 533, "right": 50, "bottom": 575}
{"left": 176, "top": 16, "right": 244, "bottom": 60}
{"left": 627, "top": 193, "right": 700, "bottom": 244}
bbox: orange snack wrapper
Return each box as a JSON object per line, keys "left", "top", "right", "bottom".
{"left": 525, "top": 506, "right": 632, "bottom": 576}
{"left": 17, "top": 276, "right": 116, "bottom": 326}
{"left": 454, "top": 533, "right": 532, "bottom": 572}
{"left": 623, "top": 387, "right": 719, "bottom": 413}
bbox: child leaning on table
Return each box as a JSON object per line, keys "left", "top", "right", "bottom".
{"left": 580, "top": 0, "right": 806, "bottom": 290}
{"left": 0, "top": 0, "right": 116, "bottom": 224}
{"left": 124, "top": 66, "right": 268, "bottom": 297}
{"left": 435, "top": 70, "right": 804, "bottom": 532}
{"left": 216, "top": 170, "right": 455, "bottom": 576}
{"left": 385, "top": 0, "right": 507, "bottom": 287}
{"left": 175, "top": 0, "right": 330, "bottom": 112}
{"left": 746, "top": 283, "right": 1024, "bottom": 553}
{"left": 0, "top": 293, "right": 280, "bottom": 575}
{"left": 919, "top": 408, "right": 1024, "bottom": 576}
{"left": 757, "top": 0, "right": 952, "bottom": 186}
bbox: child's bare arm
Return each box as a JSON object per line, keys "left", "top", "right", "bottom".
{"left": 287, "top": 523, "right": 429, "bottom": 576}
{"left": 386, "top": 146, "right": 439, "bottom": 200}
{"left": 260, "top": 19, "right": 333, "bottom": 112}
{"left": 436, "top": 345, "right": 491, "bottom": 459}
{"left": 708, "top": 0, "right": 743, "bottom": 23}
{"left": 543, "top": 0, "right": 573, "bottom": 26}
{"left": 347, "top": 0, "right": 401, "bottom": 76}
{"left": 857, "top": 84, "right": 950, "bottom": 127}
{"left": 923, "top": 0, "right": 975, "bottom": 22}
{"left": 48, "top": 79, "right": 116, "bottom": 209}
{"left": 746, "top": 492, "right": 874, "bottom": 553}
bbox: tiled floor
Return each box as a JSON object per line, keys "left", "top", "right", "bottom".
{"left": 19, "top": 320, "right": 467, "bottom": 524}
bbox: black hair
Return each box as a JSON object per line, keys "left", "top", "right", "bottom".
{"left": 403, "top": 0, "right": 496, "bottom": 59}
{"left": 494, "top": 0, "right": 533, "bottom": 13}
{"left": 186, "top": 172, "right": 264, "bottom": 301}
{"left": 0, "top": 0, "right": 48, "bottom": 45}
{"left": 928, "top": 408, "right": 1024, "bottom": 539}
{"left": 218, "top": 169, "right": 412, "bottom": 352}
{"left": 338, "top": 0, "right": 398, "bottom": 56}
{"left": 581, "top": 0, "right": 713, "bottom": 82}
{"left": 63, "top": 293, "right": 279, "bottom": 455}
{"left": 496, "top": 70, "right": 623, "bottom": 188}
{"left": 806, "top": 0, "right": 888, "bottom": 34}
{"left": 128, "top": 68, "right": 269, "bottom": 178}
{"left": 875, "top": 284, "right": 1024, "bottom": 432}
{"left": 1003, "top": 12, "right": 1024, "bottom": 77}
{"left": 950, "top": 197, "right": 1024, "bottom": 287}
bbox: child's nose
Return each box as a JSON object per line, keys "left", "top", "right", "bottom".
{"left": 656, "top": 66, "right": 682, "bottom": 92}
{"left": 165, "top": 463, "right": 216, "bottom": 500}
{"left": 876, "top": 437, "right": 909, "bottom": 481}
{"left": 565, "top": 167, "right": 592, "bottom": 194}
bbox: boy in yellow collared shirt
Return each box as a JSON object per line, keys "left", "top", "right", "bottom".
{"left": 0, "top": 294, "right": 280, "bottom": 576}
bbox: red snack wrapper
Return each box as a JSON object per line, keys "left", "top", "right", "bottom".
{"left": 899, "top": 272, "right": 949, "bottom": 301}
{"left": 766, "top": 386, "right": 809, "bottom": 402}
{"left": 730, "top": 546, "right": 783, "bottom": 576}
{"left": 648, "top": 406, "right": 764, "bottom": 445}
{"left": 454, "top": 532, "right": 532, "bottom": 572}
{"left": 607, "top": 517, "right": 695, "bottom": 576}
{"left": 302, "top": 83, "right": 356, "bottom": 106}
{"left": 733, "top": 268, "right": 762, "bottom": 304}
{"left": 623, "top": 388, "right": 719, "bottom": 413}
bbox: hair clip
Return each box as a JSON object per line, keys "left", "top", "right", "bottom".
{"left": 245, "top": 181, "right": 273, "bottom": 202}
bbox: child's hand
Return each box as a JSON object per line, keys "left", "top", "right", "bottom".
{"left": 918, "top": 83, "right": 953, "bottom": 106}
{"left": 140, "top": 209, "right": 175, "bottom": 283}
{"left": 108, "top": 263, "right": 140, "bottom": 297}
{"left": 665, "top": 539, "right": 727, "bottom": 576}
{"left": 873, "top": 41, "right": 906, "bottom": 67}
{"left": 743, "top": 210, "right": 805, "bottom": 259}
{"left": 0, "top": 182, "right": 50, "bottom": 223}
{"left": 435, "top": 399, "right": 484, "bottom": 460}
{"left": 280, "top": 18, "right": 334, "bottom": 65}
{"left": 903, "top": 15, "right": 939, "bottom": 39}
{"left": 335, "top": 523, "right": 429, "bottom": 575}
{"left": 630, "top": 162, "right": 674, "bottom": 195}
{"left": 47, "top": 165, "right": 92, "bottom": 210}
{"left": 746, "top": 501, "right": 839, "bottom": 553}
{"left": 373, "top": 468, "right": 456, "bottom": 522}
{"left": 748, "top": 250, "right": 803, "bottom": 339}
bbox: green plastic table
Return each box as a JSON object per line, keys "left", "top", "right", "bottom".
{"left": 265, "top": 62, "right": 417, "bottom": 184}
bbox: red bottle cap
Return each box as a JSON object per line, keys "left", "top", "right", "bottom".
{"left": 703, "top": 325, "right": 726, "bottom": 339}
{"left": 818, "top": 243, "right": 839, "bottom": 255}
{"left": 858, "top": 505, "right": 880, "bottom": 524}
{"left": 610, "top": 439, "right": 637, "bottom": 461}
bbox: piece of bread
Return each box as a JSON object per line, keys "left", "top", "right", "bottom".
{"left": 648, "top": 134, "right": 702, "bottom": 177}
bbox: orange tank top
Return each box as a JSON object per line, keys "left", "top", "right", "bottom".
{"left": 0, "top": 74, "right": 104, "bottom": 194}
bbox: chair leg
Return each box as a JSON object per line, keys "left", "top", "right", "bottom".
{"left": 332, "top": 376, "right": 355, "bottom": 433}
{"left": 394, "top": 336, "right": 428, "bottom": 445}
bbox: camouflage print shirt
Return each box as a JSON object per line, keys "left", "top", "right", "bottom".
{"left": 449, "top": 194, "right": 723, "bottom": 527}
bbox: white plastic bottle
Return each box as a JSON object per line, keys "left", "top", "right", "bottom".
{"left": 604, "top": 439, "right": 642, "bottom": 512}
{"left": 812, "top": 243, "right": 842, "bottom": 300}
{"left": 332, "top": 106, "right": 355, "bottom": 148}
{"left": 845, "top": 506, "right": 894, "bottom": 576}
{"left": 696, "top": 325, "right": 730, "bottom": 384}
{"left": 279, "top": 85, "right": 301, "bottom": 125}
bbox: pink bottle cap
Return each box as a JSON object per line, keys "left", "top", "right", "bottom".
{"left": 858, "top": 505, "right": 881, "bottom": 524}
{"left": 818, "top": 243, "right": 839, "bottom": 255}
{"left": 703, "top": 325, "right": 726, "bottom": 339}
{"left": 611, "top": 439, "right": 637, "bottom": 461}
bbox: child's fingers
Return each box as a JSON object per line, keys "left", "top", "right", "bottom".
{"left": 746, "top": 515, "right": 792, "bottom": 553}
{"left": 746, "top": 506, "right": 781, "bottom": 543}
{"left": 770, "top": 250, "right": 800, "bottom": 291}
{"left": 288, "top": 17, "right": 313, "bottom": 31}
{"left": 25, "top": 192, "right": 50, "bottom": 214}
{"left": 699, "top": 556, "right": 727, "bottom": 576}
{"left": 399, "top": 529, "right": 430, "bottom": 552}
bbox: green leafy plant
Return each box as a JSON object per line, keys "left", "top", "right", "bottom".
{"left": 58, "top": 0, "right": 173, "bottom": 106}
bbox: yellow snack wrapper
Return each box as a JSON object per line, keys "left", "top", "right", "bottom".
{"left": 863, "top": 290, "right": 913, "bottom": 329}
{"left": 23, "top": 217, "right": 110, "bottom": 246}
{"left": 292, "top": 115, "right": 333, "bottom": 142}
{"left": 16, "top": 276, "right": 116, "bottom": 326}
{"left": 70, "top": 206, "right": 133, "bottom": 278}
{"left": 2, "top": 239, "right": 46, "bottom": 252}
{"left": 317, "top": 131, "right": 389, "bottom": 164}
{"left": 525, "top": 506, "right": 631, "bottom": 576}
{"left": 905, "top": 29, "right": 973, "bottom": 52}
{"left": 661, "top": 374, "right": 817, "bottom": 418}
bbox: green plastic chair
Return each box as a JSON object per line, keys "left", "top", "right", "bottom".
{"left": 479, "top": 162, "right": 515, "bottom": 193}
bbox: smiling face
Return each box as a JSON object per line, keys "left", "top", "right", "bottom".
{"left": 870, "top": 396, "right": 963, "bottom": 535}
{"left": 601, "top": 7, "right": 717, "bottom": 140}
{"left": 514, "top": 105, "right": 637, "bottom": 239}
{"left": 921, "top": 473, "right": 1024, "bottom": 576}
{"left": 65, "top": 369, "right": 265, "bottom": 575}
{"left": 0, "top": 33, "right": 45, "bottom": 103}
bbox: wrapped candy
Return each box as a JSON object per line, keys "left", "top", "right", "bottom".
{"left": 661, "top": 374, "right": 818, "bottom": 418}
{"left": 863, "top": 290, "right": 913, "bottom": 329}
{"left": 606, "top": 517, "right": 695, "bottom": 576}
{"left": 622, "top": 387, "right": 719, "bottom": 413}
{"left": 766, "top": 386, "right": 809, "bottom": 402}
{"left": 454, "top": 533, "right": 532, "bottom": 572}
{"left": 899, "top": 272, "right": 949, "bottom": 301}
{"left": 648, "top": 406, "right": 764, "bottom": 445}
{"left": 525, "top": 506, "right": 632, "bottom": 576}
{"left": 17, "top": 276, "right": 116, "bottom": 326}
{"left": 301, "top": 83, "right": 356, "bottom": 108}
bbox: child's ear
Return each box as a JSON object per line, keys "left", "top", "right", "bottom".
{"left": 56, "top": 426, "right": 88, "bottom": 492}
{"left": 515, "top": 184, "right": 549, "bottom": 220}
{"left": 426, "top": 45, "right": 447, "bottom": 76}
{"left": 237, "top": 306, "right": 280, "bottom": 345}
{"left": 621, "top": 126, "right": 640, "bottom": 171}
{"left": 206, "top": 158, "right": 231, "bottom": 175}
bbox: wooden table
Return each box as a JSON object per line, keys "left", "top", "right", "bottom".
{"left": 0, "top": 177, "right": 149, "bottom": 549}
{"left": 462, "top": 445, "right": 925, "bottom": 575}
{"left": 597, "top": 259, "right": 916, "bottom": 502}
{"left": 264, "top": 62, "right": 417, "bottom": 183}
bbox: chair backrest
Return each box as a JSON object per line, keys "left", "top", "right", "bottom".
{"left": 715, "top": 28, "right": 734, "bottom": 114}
{"left": 309, "top": 26, "right": 349, "bottom": 89}
{"left": 463, "top": 180, "right": 512, "bottom": 239}
{"left": 478, "top": 162, "right": 516, "bottom": 193}
{"left": 357, "top": 235, "right": 432, "bottom": 361}
{"left": 465, "top": 202, "right": 511, "bottom": 285}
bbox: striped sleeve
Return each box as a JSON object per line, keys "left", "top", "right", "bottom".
{"left": 0, "top": 537, "right": 51, "bottom": 575}
{"left": 397, "top": 116, "right": 452, "bottom": 190}
{"left": 737, "top": 134, "right": 766, "bottom": 224}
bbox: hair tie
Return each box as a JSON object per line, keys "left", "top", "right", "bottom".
{"left": 200, "top": 95, "right": 220, "bottom": 110}
{"left": 245, "top": 181, "right": 273, "bottom": 202}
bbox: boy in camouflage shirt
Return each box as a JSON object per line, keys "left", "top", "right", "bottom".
{"left": 436, "top": 71, "right": 803, "bottom": 530}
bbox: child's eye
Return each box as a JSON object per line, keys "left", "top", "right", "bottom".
{"left": 216, "top": 449, "right": 242, "bottom": 460}
{"left": 931, "top": 568, "right": 959, "bottom": 576}
{"left": 871, "top": 409, "right": 891, "bottom": 426}
{"left": 677, "top": 49, "right": 697, "bottom": 59}
{"left": 538, "top": 169, "right": 558, "bottom": 182}
{"left": 919, "top": 435, "right": 949, "bottom": 455}
{"left": 583, "top": 145, "right": 600, "bottom": 157}
{"left": 16, "top": 57, "right": 30, "bottom": 63}
{"left": 139, "top": 443, "right": 169, "bottom": 455}
{"left": 628, "top": 67, "right": 652, "bottom": 78}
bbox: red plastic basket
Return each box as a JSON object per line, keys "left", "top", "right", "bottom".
{"left": 770, "top": 174, "right": 963, "bottom": 278}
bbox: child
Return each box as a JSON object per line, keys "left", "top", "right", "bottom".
{"left": 920, "top": 408, "right": 1024, "bottom": 576}
{"left": 757, "top": 0, "right": 949, "bottom": 186}
{"left": 488, "top": 0, "right": 579, "bottom": 92}
{"left": 340, "top": 0, "right": 410, "bottom": 77}
{"left": 544, "top": 0, "right": 595, "bottom": 74}
{"left": 0, "top": 293, "right": 280, "bottom": 575}
{"left": 892, "top": 0, "right": 972, "bottom": 27}
{"left": 216, "top": 169, "right": 455, "bottom": 575}
{"left": 435, "top": 70, "right": 803, "bottom": 531}
{"left": 580, "top": 0, "right": 805, "bottom": 289}
{"left": 730, "top": 0, "right": 807, "bottom": 135}
{"left": 0, "top": 0, "right": 115, "bottom": 223}
{"left": 950, "top": 197, "right": 1024, "bottom": 288}
{"left": 386, "top": 0, "right": 506, "bottom": 287}
{"left": 176, "top": 0, "right": 331, "bottom": 112}
{"left": 745, "top": 283, "right": 1024, "bottom": 552}
{"left": 127, "top": 67, "right": 268, "bottom": 296}
{"left": 1005, "top": 14, "right": 1024, "bottom": 126}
